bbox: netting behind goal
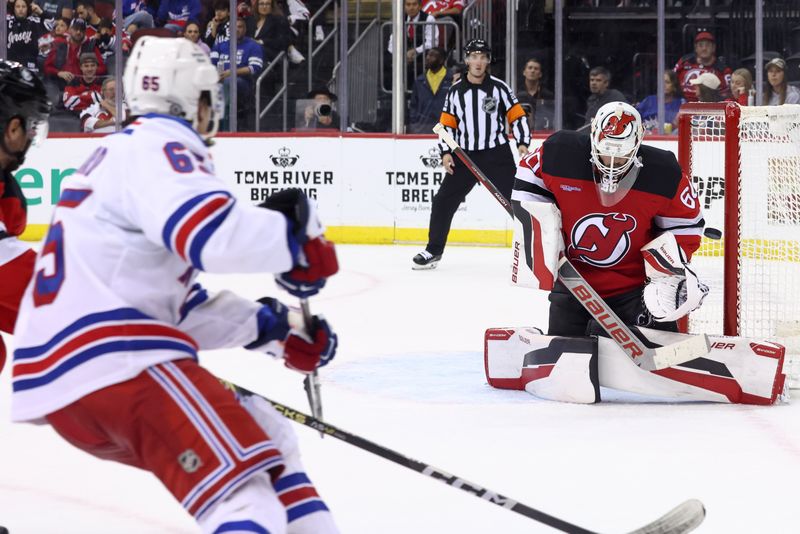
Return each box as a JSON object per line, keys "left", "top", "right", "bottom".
{"left": 677, "top": 103, "right": 800, "bottom": 387}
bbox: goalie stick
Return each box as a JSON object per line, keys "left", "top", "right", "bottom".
{"left": 433, "top": 123, "right": 514, "bottom": 217}
{"left": 557, "top": 257, "right": 711, "bottom": 370}
{"left": 225, "top": 381, "right": 705, "bottom": 534}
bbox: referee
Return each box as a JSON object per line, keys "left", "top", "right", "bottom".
{"left": 412, "top": 39, "right": 531, "bottom": 269}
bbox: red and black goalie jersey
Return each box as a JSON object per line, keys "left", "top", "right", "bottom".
{"left": 512, "top": 130, "right": 704, "bottom": 298}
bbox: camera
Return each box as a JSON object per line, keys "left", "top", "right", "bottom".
{"left": 315, "top": 103, "right": 332, "bottom": 118}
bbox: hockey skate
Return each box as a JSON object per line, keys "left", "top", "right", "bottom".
{"left": 412, "top": 250, "right": 442, "bottom": 270}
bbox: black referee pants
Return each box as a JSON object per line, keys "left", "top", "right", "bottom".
{"left": 425, "top": 144, "right": 517, "bottom": 256}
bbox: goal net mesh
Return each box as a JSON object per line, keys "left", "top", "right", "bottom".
{"left": 682, "top": 104, "right": 800, "bottom": 387}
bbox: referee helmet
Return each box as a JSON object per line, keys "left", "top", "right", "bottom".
{"left": 464, "top": 39, "right": 491, "bottom": 60}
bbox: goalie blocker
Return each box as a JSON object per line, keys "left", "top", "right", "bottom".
{"left": 484, "top": 327, "right": 786, "bottom": 405}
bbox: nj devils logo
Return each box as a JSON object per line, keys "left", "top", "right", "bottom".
{"left": 598, "top": 112, "right": 636, "bottom": 141}
{"left": 568, "top": 213, "right": 637, "bottom": 267}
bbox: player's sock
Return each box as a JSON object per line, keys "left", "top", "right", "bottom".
{"left": 275, "top": 472, "right": 339, "bottom": 534}
{"left": 412, "top": 250, "right": 442, "bottom": 270}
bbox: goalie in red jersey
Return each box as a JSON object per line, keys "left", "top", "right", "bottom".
{"left": 510, "top": 101, "right": 709, "bottom": 336}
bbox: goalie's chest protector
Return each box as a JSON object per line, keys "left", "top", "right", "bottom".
{"left": 539, "top": 131, "right": 689, "bottom": 298}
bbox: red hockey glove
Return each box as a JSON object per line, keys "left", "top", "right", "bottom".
{"left": 275, "top": 237, "right": 339, "bottom": 298}
{"left": 283, "top": 316, "right": 337, "bottom": 374}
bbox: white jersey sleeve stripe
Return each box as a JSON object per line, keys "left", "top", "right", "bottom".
{"left": 654, "top": 212, "right": 705, "bottom": 229}
{"left": 162, "top": 191, "right": 236, "bottom": 269}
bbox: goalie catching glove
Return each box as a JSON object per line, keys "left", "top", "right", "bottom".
{"left": 641, "top": 233, "right": 709, "bottom": 322}
{"left": 245, "top": 297, "right": 337, "bottom": 373}
{"left": 259, "top": 189, "right": 339, "bottom": 298}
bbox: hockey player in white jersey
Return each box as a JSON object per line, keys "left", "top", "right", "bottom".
{"left": 11, "top": 37, "right": 340, "bottom": 534}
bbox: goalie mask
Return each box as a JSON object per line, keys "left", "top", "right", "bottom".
{"left": 123, "top": 37, "right": 223, "bottom": 142}
{"left": 590, "top": 102, "right": 644, "bottom": 206}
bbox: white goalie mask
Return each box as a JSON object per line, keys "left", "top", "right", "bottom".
{"left": 590, "top": 102, "right": 644, "bottom": 206}
{"left": 123, "top": 36, "right": 223, "bottom": 141}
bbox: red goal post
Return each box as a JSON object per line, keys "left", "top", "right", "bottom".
{"left": 677, "top": 102, "right": 800, "bottom": 385}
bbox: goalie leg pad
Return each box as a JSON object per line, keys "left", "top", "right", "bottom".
{"left": 485, "top": 328, "right": 600, "bottom": 403}
{"left": 598, "top": 327, "right": 786, "bottom": 404}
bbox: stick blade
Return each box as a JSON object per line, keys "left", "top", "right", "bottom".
{"left": 627, "top": 499, "right": 706, "bottom": 534}
{"left": 652, "top": 334, "right": 711, "bottom": 370}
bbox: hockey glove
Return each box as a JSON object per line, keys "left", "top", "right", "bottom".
{"left": 245, "top": 297, "right": 337, "bottom": 374}
{"left": 259, "top": 188, "right": 324, "bottom": 243}
{"left": 641, "top": 233, "right": 709, "bottom": 322}
{"left": 275, "top": 236, "right": 339, "bottom": 297}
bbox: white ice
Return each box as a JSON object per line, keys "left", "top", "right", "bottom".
{"left": 1, "top": 245, "right": 799, "bottom": 533}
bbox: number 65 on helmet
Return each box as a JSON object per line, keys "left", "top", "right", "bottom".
{"left": 123, "top": 37, "right": 223, "bottom": 140}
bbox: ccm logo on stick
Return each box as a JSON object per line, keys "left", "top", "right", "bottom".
{"left": 573, "top": 284, "right": 645, "bottom": 359}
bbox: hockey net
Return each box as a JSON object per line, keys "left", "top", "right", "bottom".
{"left": 677, "top": 103, "right": 800, "bottom": 388}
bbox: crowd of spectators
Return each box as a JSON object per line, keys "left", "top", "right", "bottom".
{"left": 5, "top": 0, "right": 320, "bottom": 131}
{"left": 6, "top": 0, "right": 800, "bottom": 134}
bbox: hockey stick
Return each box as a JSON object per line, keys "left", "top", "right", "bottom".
{"left": 433, "top": 123, "right": 514, "bottom": 217}
{"left": 557, "top": 257, "right": 711, "bottom": 370}
{"left": 226, "top": 382, "right": 705, "bottom": 534}
{"left": 299, "top": 298, "right": 324, "bottom": 438}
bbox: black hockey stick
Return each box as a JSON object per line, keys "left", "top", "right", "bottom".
{"left": 556, "top": 257, "right": 711, "bottom": 370}
{"left": 433, "top": 123, "right": 514, "bottom": 217}
{"left": 226, "top": 382, "right": 705, "bottom": 534}
{"left": 299, "top": 298, "right": 324, "bottom": 438}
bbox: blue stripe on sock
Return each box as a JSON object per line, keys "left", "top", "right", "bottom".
{"left": 287, "top": 500, "right": 329, "bottom": 523}
{"left": 213, "top": 519, "right": 271, "bottom": 534}
{"left": 273, "top": 472, "right": 311, "bottom": 493}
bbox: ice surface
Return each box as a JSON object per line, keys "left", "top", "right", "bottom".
{"left": 1, "top": 245, "right": 798, "bottom": 533}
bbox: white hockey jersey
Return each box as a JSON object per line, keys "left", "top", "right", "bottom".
{"left": 12, "top": 114, "right": 299, "bottom": 422}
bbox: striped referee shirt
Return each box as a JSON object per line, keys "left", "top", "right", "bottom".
{"left": 439, "top": 75, "right": 531, "bottom": 153}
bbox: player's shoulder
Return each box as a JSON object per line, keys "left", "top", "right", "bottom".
{"left": 540, "top": 130, "right": 592, "bottom": 179}
{"left": 637, "top": 144, "right": 684, "bottom": 198}
{"left": 489, "top": 75, "right": 513, "bottom": 91}
{"left": 127, "top": 113, "right": 207, "bottom": 150}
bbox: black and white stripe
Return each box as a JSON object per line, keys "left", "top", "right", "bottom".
{"left": 439, "top": 75, "right": 531, "bottom": 153}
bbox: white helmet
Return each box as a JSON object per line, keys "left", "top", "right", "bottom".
{"left": 590, "top": 101, "right": 643, "bottom": 182}
{"left": 123, "top": 36, "right": 222, "bottom": 139}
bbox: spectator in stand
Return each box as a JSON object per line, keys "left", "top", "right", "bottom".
{"left": 636, "top": 70, "right": 684, "bottom": 134}
{"left": 690, "top": 72, "right": 723, "bottom": 103}
{"left": 44, "top": 18, "right": 106, "bottom": 90}
{"left": 62, "top": 52, "right": 102, "bottom": 115}
{"left": 387, "top": 0, "right": 438, "bottom": 72}
{"left": 184, "top": 21, "right": 210, "bottom": 54}
{"left": 204, "top": 0, "right": 231, "bottom": 48}
{"left": 6, "top": 0, "right": 45, "bottom": 73}
{"left": 211, "top": 17, "right": 264, "bottom": 130}
{"left": 518, "top": 57, "right": 554, "bottom": 131}
{"left": 583, "top": 66, "right": 626, "bottom": 125}
{"left": 80, "top": 76, "right": 125, "bottom": 132}
{"left": 730, "top": 68, "right": 753, "bottom": 106}
{"left": 94, "top": 18, "right": 131, "bottom": 73}
{"left": 450, "top": 62, "right": 464, "bottom": 83}
{"left": 33, "top": 0, "right": 71, "bottom": 31}
{"left": 408, "top": 47, "right": 452, "bottom": 133}
{"left": 422, "top": 0, "right": 463, "bottom": 49}
{"left": 250, "top": 0, "right": 293, "bottom": 63}
{"left": 674, "top": 31, "right": 732, "bottom": 102}
{"left": 301, "top": 87, "right": 339, "bottom": 130}
{"left": 765, "top": 57, "right": 800, "bottom": 106}
{"left": 156, "top": 0, "right": 200, "bottom": 33}
{"left": 122, "top": 0, "right": 155, "bottom": 32}
{"left": 75, "top": 0, "right": 102, "bottom": 34}
{"left": 38, "top": 15, "right": 68, "bottom": 61}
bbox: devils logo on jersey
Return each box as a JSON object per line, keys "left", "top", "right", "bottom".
{"left": 598, "top": 112, "right": 636, "bottom": 142}
{"left": 568, "top": 213, "right": 637, "bottom": 267}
